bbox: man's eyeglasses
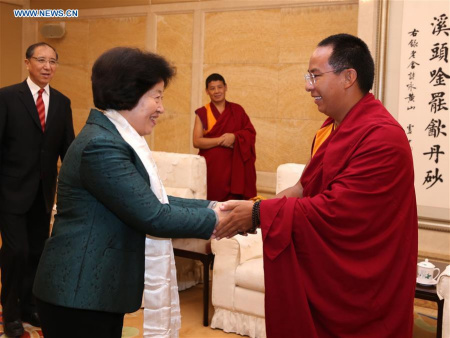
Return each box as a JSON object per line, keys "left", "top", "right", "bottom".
{"left": 304, "top": 69, "right": 346, "bottom": 86}
{"left": 30, "top": 57, "right": 58, "bottom": 66}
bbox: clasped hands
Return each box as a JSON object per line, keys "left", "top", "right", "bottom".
{"left": 211, "top": 200, "right": 254, "bottom": 240}
{"left": 218, "top": 133, "right": 235, "bottom": 148}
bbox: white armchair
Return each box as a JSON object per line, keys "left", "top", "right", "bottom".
{"left": 211, "top": 230, "right": 266, "bottom": 337}
{"left": 152, "top": 151, "right": 214, "bottom": 326}
{"left": 210, "top": 163, "right": 304, "bottom": 337}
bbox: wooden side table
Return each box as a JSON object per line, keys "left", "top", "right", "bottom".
{"left": 415, "top": 261, "right": 447, "bottom": 338}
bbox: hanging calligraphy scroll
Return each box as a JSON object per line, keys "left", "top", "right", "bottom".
{"left": 397, "top": 1, "right": 450, "bottom": 222}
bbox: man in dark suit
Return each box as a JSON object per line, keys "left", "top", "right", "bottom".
{"left": 0, "top": 42, "right": 74, "bottom": 337}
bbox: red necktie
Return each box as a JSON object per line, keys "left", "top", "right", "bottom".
{"left": 36, "top": 88, "right": 46, "bottom": 132}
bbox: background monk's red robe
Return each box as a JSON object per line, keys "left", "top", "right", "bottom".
{"left": 260, "top": 94, "right": 418, "bottom": 338}
{"left": 196, "top": 101, "right": 256, "bottom": 201}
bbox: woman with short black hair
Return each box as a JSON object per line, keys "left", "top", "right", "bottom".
{"left": 33, "top": 47, "right": 223, "bottom": 338}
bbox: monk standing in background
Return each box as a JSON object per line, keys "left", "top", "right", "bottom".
{"left": 193, "top": 73, "right": 256, "bottom": 201}
{"left": 214, "top": 34, "right": 418, "bottom": 338}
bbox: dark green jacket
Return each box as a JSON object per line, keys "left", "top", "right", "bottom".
{"left": 33, "top": 109, "right": 216, "bottom": 314}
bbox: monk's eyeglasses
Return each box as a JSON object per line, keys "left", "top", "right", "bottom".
{"left": 304, "top": 68, "right": 347, "bottom": 86}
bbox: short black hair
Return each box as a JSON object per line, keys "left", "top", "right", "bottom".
{"left": 91, "top": 47, "right": 175, "bottom": 111}
{"left": 205, "top": 73, "right": 226, "bottom": 89}
{"left": 26, "top": 42, "right": 58, "bottom": 60}
{"left": 318, "top": 33, "right": 374, "bottom": 94}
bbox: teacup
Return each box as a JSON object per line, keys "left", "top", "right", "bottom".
{"left": 417, "top": 259, "right": 440, "bottom": 284}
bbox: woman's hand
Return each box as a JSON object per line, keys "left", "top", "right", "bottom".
{"left": 212, "top": 202, "right": 230, "bottom": 223}
{"left": 212, "top": 200, "right": 253, "bottom": 239}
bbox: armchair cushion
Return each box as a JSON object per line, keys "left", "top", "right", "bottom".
{"left": 235, "top": 259, "right": 265, "bottom": 292}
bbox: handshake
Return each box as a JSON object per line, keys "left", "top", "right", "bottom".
{"left": 211, "top": 200, "right": 255, "bottom": 240}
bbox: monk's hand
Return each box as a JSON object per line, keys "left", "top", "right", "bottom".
{"left": 219, "top": 133, "right": 235, "bottom": 148}
{"left": 212, "top": 200, "right": 253, "bottom": 240}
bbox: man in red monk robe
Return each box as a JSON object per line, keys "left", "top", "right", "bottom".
{"left": 213, "top": 34, "right": 418, "bottom": 338}
{"left": 193, "top": 73, "right": 257, "bottom": 201}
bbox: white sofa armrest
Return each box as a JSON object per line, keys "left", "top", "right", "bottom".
{"left": 234, "top": 230, "right": 263, "bottom": 264}
{"left": 211, "top": 230, "right": 263, "bottom": 310}
{"left": 211, "top": 237, "right": 240, "bottom": 310}
{"left": 276, "top": 163, "right": 305, "bottom": 194}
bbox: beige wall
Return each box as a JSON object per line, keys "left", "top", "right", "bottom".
{"left": 199, "top": 6, "right": 358, "bottom": 173}
{"left": 0, "top": 2, "right": 22, "bottom": 87}
{"left": 5, "top": 0, "right": 358, "bottom": 197}
{"left": 153, "top": 13, "right": 194, "bottom": 154}
{"left": 38, "top": 16, "right": 147, "bottom": 135}
{"left": 20, "top": 1, "right": 358, "bottom": 198}
{"left": 152, "top": 3, "right": 358, "bottom": 185}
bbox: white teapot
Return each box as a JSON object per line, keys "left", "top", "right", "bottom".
{"left": 417, "top": 259, "right": 440, "bottom": 285}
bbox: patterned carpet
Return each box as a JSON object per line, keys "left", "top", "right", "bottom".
{"left": 413, "top": 311, "right": 438, "bottom": 338}
{"left": 0, "top": 310, "right": 43, "bottom": 338}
